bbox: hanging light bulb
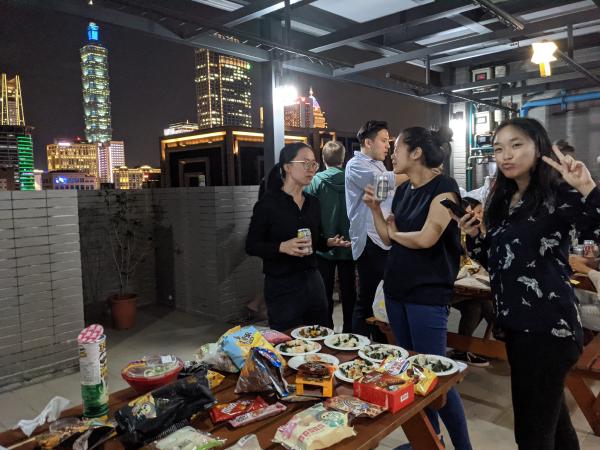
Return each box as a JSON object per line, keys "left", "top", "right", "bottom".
{"left": 531, "top": 41, "right": 557, "bottom": 77}
{"left": 88, "top": 0, "right": 93, "bottom": 5}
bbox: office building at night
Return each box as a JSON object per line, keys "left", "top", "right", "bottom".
{"left": 0, "top": 73, "right": 34, "bottom": 190}
{"left": 42, "top": 170, "right": 98, "bottom": 190}
{"left": 46, "top": 138, "right": 99, "bottom": 179}
{"left": 164, "top": 120, "right": 199, "bottom": 136}
{"left": 113, "top": 165, "right": 161, "bottom": 189}
{"left": 80, "top": 22, "right": 112, "bottom": 144}
{"left": 195, "top": 46, "right": 252, "bottom": 129}
{"left": 98, "top": 140, "right": 125, "bottom": 183}
{"left": 284, "top": 88, "right": 328, "bottom": 129}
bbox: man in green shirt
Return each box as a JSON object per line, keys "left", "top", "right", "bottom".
{"left": 305, "top": 141, "right": 356, "bottom": 331}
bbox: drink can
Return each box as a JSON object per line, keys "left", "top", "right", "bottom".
{"left": 374, "top": 174, "right": 389, "bottom": 201}
{"left": 297, "top": 228, "right": 313, "bottom": 255}
{"left": 78, "top": 327, "right": 109, "bottom": 419}
{"left": 584, "top": 240, "right": 596, "bottom": 258}
{"left": 573, "top": 245, "right": 584, "bottom": 256}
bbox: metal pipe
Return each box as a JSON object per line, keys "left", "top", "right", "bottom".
{"left": 520, "top": 91, "right": 600, "bottom": 116}
{"left": 471, "top": 0, "right": 524, "bottom": 31}
{"left": 425, "top": 55, "right": 430, "bottom": 86}
{"left": 555, "top": 49, "right": 600, "bottom": 86}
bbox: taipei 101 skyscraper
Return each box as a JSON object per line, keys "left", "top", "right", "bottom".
{"left": 80, "top": 22, "right": 112, "bottom": 144}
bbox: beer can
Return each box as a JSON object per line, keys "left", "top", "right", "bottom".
{"left": 584, "top": 240, "right": 596, "bottom": 258}
{"left": 573, "top": 245, "right": 584, "bottom": 256}
{"left": 297, "top": 228, "right": 313, "bottom": 255}
{"left": 374, "top": 174, "right": 389, "bottom": 201}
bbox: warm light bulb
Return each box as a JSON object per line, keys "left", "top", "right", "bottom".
{"left": 274, "top": 85, "right": 298, "bottom": 106}
{"left": 531, "top": 42, "right": 557, "bottom": 64}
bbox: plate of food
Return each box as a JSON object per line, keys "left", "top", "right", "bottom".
{"left": 291, "top": 325, "right": 334, "bottom": 341}
{"left": 335, "top": 359, "right": 377, "bottom": 383}
{"left": 407, "top": 354, "right": 459, "bottom": 377}
{"left": 287, "top": 353, "right": 340, "bottom": 371}
{"left": 324, "top": 333, "right": 370, "bottom": 351}
{"left": 276, "top": 339, "right": 321, "bottom": 356}
{"left": 358, "top": 344, "right": 409, "bottom": 363}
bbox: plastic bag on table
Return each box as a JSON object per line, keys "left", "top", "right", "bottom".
{"left": 194, "top": 343, "right": 238, "bottom": 373}
{"left": 228, "top": 434, "right": 263, "bottom": 450}
{"left": 145, "top": 426, "right": 225, "bottom": 450}
{"left": 372, "top": 280, "right": 388, "bottom": 323}
{"left": 234, "top": 347, "right": 288, "bottom": 397}
{"left": 114, "top": 374, "right": 216, "bottom": 447}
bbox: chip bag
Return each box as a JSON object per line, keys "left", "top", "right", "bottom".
{"left": 220, "top": 325, "right": 285, "bottom": 370}
{"left": 195, "top": 343, "right": 238, "bottom": 373}
{"left": 273, "top": 403, "right": 355, "bottom": 450}
{"left": 235, "top": 347, "right": 289, "bottom": 397}
{"left": 401, "top": 364, "right": 438, "bottom": 396}
{"left": 210, "top": 397, "right": 269, "bottom": 423}
{"left": 324, "top": 395, "right": 386, "bottom": 418}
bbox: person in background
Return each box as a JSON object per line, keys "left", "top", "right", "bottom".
{"left": 364, "top": 126, "right": 472, "bottom": 450}
{"left": 553, "top": 139, "right": 575, "bottom": 157}
{"left": 449, "top": 196, "right": 494, "bottom": 367}
{"left": 305, "top": 141, "right": 356, "bottom": 332}
{"left": 345, "top": 120, "right": 408, "bottom": 338}
{"left": 569, "top": 255, "right": 600, "bottom": 335}
{"left": 455, "top": 117, "right": 600, "bottom": 449}
{"left": 246, "top": 142, "right": 350, "bottom": 331}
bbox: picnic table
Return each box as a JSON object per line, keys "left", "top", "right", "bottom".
{"left": 0, "top": 336, "right": 467, "bottom": 450}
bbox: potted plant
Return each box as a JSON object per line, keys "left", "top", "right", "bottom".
{"left": 104, "top": 190, "right": 152, "bottom": 329}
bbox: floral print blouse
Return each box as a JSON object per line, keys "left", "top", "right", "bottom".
{"left": 467, "top": 185, "right": 600, "bottom": 347}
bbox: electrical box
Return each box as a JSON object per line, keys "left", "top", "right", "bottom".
{"left": 494, "top": 65, "right": 507, "bottom": 78}
{"left": 472, "top": 67, "right": 493, "bottom": 83}
{"left": 475, "top": 111, "right": 493, "bottom": 134}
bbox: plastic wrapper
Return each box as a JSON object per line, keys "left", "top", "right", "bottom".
{"left": 114, "top": 374, "right": 216, "bottom": 447}
{"left": 229, "top": 402, "right": 287, "bottom": 428}
{"left": 258, "top": 329, "right": 292, "bottom": 345}
{"left": 228, "top": 434, "right": 263, "bottom": 450}
{"left": 146, "top": 426, "right": 225, "bottom": 450}
{"left": 400, "top": 364, "right": 438, "bottom": 396}
{"left": 220, "top": 326, "right": 285, "bottom": 370}
{"left": 377, "top": 356, "right": 410, "bottom": 376}
{"left": 177, "top": 362, "right": 224, "bottom": 390}
{"left": 14, "top": 396, "right": 71, "bottom": 437}
{"left": 195, "top": 343, "right": 238, "bottom": 373}
{"left": 273, "top": 403, "right": 355, "bottom": 450}
{"left": 234, "top": 347, "right": 289, "bottom": 397}
{"left": 210, "top": 397, "right": 268, "bottom": 423}
{"left": 324, "top": 395, "right": 386, "bottom": 418}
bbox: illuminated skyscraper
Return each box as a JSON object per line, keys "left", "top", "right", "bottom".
{"left": 113, "top": 165, "right": 161, "bottom": 189}
{"left": 98, "top": 140, "right": 125, "bottom": 183}
{"left": 0, "top": 73, "right": 34, "bottom": 190}
{"left": 46, "top": 138, "right": 99, "bottom": 179}
{"left": 284, "top": 88, "right": 328, "bottom": 129}
{"left": 80, "top": 22, "right": 112, "bottom": 143}
{"left": 195, "top": 45, "right": 252, "bottom": 128}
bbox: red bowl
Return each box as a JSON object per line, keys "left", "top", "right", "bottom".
{"left": 121, "top": 358, "right": 184, "bottom": 394}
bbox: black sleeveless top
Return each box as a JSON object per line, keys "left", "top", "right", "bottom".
{"left": 383, "top": 174, "right": 461, "bottom": 305}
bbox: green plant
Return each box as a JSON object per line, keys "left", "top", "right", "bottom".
{"left": 103, "top": 191, "right": 153, "bottom": 296}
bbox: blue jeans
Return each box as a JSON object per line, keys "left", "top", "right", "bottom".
{"left": 385, "top": 298, "right": 472, "bottom": 450}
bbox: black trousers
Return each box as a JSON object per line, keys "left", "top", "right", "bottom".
{"left": 452, "top": 296, "right": 494, "bottom": 336}
{"left": 354, "top": 237, "right": 388, "bottom": 341}
{"left": 264, "top": 269, "right": 329, "bottom": 332}
{"left": 317, "top": 256, "right": 356, "bottom": 332}
{"left": 505, "top": 331, "right": 581, "bottom": 450}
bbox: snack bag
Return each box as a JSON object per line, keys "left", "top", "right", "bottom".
{"left": 235, "top": 347, "right": 289, "bottom": 397}
{"left": 324, "top": 395, "right": 386, "bottom": 418}
{"left": 259, "top": 329, "right": 292, "bottom": 345}
{"left": 210, "top": 397, "right": 269, "bottom": 423}
{"left": 220, "top": 326, "right": 285, "bottom": 370}
{"left": 273, "top": 403, "right": 355, "bottom": 450}
{"left": 195, "top": 343, "right": 238, "bottom": 373}
{"left": 207, "top": 370, "right": 225, "bottom": 390}
{"left": 147, "top": 426, "right": 225, "bottom": 450}
{"left": 378, "top": 356, "right": 410, "bottom": 376}
{"left": 401, "top": 364, "right": 438, "bottom": 396}
{"left": 229, "top": 402, "right": 287, "bottom": 428}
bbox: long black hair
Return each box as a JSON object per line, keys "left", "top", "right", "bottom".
{"left": 265, "top": 142, "right": 313, "bottom": 193}
{"left": 485, "top": 117, "right": 559, "bottom": 227}
{"left": 401, "top": 126, "right": 453, "bottom": 168}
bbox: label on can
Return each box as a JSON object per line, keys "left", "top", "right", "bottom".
{"left": 584, "top": 240, "right": 596, "bottom": 257}
{"left": 79, "top": 334, "right": 109, "bottom": 418}
{"left": 375, "top": 174, "right": 389, "bottom": 201}
{"left": 297, "top": 228, "right": 313, "bottom": 255}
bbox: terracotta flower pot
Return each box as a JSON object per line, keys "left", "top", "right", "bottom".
{"left": 109, "top": 293, "right": 137, "bottom": 330}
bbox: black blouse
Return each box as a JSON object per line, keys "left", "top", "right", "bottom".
{"left": 246, "top": 190, "right": 328, "bottom": 277}
{"left": 468, "top": 185, "right": 600, "bottom": 347}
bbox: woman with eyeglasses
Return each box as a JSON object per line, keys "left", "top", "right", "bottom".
{"left": 246, "top": 142, "right": 350, "bottom": 331}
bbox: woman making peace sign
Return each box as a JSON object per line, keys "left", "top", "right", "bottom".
{"left": 455, "top": 118, "right": 600, "bottom": 450}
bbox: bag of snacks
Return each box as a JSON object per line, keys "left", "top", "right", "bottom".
{"left": 210, "top": 397, "right": 269, "bottom": 423}
{"left": 114, "top": 374, "right": 216, "bottom": 447}
{"left": 229, "top": 402, "right": 287, "bottom": 428}
{"left": 195, "top": 343, "right": 238, "bottom": 373}
{"left": 273, "top": 403, "right": 355, "bottom": 450}
{"left": 220, "top": 326, "right": 285, "bottom": 370}
{"left": 235, "top": 347, "right": 289, "bottom": 397}
{"left": 258, "top": 328, "right": 292, "bottom": 345}
{"left": 324, "top": 395, "right": 386, "bottom": 418}
{"left": 147, "top": 426, "right": 225, "bottom": 450}
{"left": 228, "top": 434, "right": 262, "bottom": 450}
{"left": 401, "top": 364, "right": 438, "bottom": 396}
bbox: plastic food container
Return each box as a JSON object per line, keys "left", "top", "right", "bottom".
{"left": 121, "top": 355, "right": 184, "bottom": 394}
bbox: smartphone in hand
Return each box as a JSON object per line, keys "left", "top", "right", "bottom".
{"left": 440, "top": 198, "right": 480, "bottom": 226}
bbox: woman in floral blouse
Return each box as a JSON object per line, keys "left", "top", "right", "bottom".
{"left": 455, "top": 118, "right": 599, "bottom": 450}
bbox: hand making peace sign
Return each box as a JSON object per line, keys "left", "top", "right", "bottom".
{"left": 542, "top": 146, "right": 597, "bottom": 198}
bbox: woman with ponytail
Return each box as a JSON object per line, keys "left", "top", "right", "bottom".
{"left": 364, "top": 126, "right": 472, "bottom": 449}
{"left": 246, "top": 142, "right": 350, "bottom": 331}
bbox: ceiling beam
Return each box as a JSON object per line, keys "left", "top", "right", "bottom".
{"left": 467, "top": 78, "right": 600, "bottom": 100}
{"left": 212, "top": 0, "right": 312, "bottom": 28}
{"left": 299, "top": 0, "right": 479, "bottom": 53}
{"left": 333, "top": 8, "right": 600, "bottom": 76}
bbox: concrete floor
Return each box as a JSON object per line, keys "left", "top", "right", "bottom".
{"left": 1, "top": 303, "right": 599, "bottom": 449}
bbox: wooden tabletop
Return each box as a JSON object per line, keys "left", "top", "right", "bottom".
{"left": 0, "top": 343, "right": 466, "bottom": 450}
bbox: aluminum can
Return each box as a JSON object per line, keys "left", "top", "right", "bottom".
{"left": 374, "top": 174, "right": 389, "bottom": 201}
{"left": 297, "top": 228, "right": 313, "bottom": 255}
{"left": 584, "top": 240, "right": 596, "bottom": 258}
{"left": 573, "top": 245, "right": 584, "bottom": 256}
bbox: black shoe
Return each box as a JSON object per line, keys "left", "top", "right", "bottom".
{"left": 465, "top": 352, "right": 490, "bottom": 367}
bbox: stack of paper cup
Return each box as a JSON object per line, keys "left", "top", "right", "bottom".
{"left": 77, "top": 324, "right": 109, "bottom": 418}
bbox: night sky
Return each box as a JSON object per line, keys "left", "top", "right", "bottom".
{"left": 1, "top": 2, "right": 441, "bottom": 170}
